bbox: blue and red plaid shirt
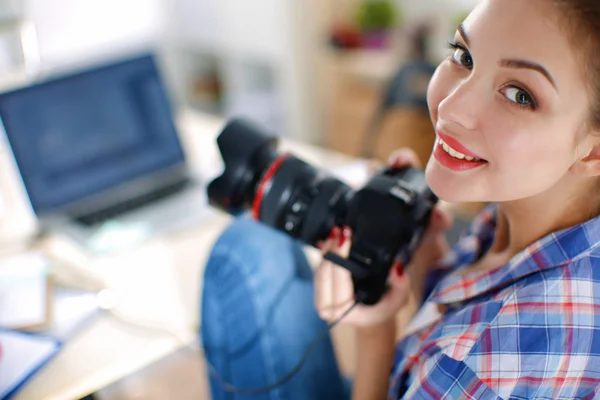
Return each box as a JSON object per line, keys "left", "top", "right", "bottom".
{"left": 389, "top": 205, "right": 600, "bottom": 399}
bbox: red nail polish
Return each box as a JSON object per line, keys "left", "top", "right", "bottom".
{"left": 394, "top": 262, "right": 404, "bottom": 276}
{"left": 435, "top": 208, "right": 444, "bottom": 219}
{"left": 328, "top": 227, "right": 339, "bottom": 241}
{"left": 338, "top": 227, "right": 350, "bottom": 248}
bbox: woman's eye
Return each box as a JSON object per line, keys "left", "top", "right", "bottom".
{"left": 503, "top": 87, "right": 535, "bottom": 108}
{"left": 452, "top": 47, "right": 473, "bottom": 69}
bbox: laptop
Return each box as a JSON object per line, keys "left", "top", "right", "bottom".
{"left": 0, "top": 53, "right": 214, "bottom": 251}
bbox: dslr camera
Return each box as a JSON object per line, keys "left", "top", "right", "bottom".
{"left": 207, "top": 119, "right": 437, "bottom": 305}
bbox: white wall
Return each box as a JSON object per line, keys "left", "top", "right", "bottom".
{"left": 166, "top": 0, "right": 290, "bottom": 62}
{"left": 398, "top": 0, "right": 482, "bottom": 62}
{"left": 28, "top": 0, "right": 163, "bottom": 72}
{"left": 401, "top": 0, "right": 480, "bottom": 20}
{"left": 164, "top": 0, "right": 319, "bottom": 141}
{"left": 0, "top": 0, "right": 23, "bottom": 19}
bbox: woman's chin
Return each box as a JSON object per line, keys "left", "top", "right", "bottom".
{"left": 430, "top": 186, "right": 477, "bottom": 203}
{"left": 425, "top": 164, "right": 484, "bottom": 203}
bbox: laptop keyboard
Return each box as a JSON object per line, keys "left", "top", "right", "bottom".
{"left": 74, "top": 178, "right": 191, "bottom": 226}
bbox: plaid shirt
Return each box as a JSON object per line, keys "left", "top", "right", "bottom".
{"left": 389, "top": 205, "right": 600, "bottom": 399}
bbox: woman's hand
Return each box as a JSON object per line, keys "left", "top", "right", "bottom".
{"left": 314, "top": 225, "right": 412, "bottom": 326}
{"left": 314, "top": 148, "right": 452, "bottom": 327}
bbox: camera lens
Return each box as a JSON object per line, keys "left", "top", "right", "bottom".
{"left": 207, "top": 119, "right": 352, "bottom": 246}
{"left": 255, "top": 156, "right": 352, "bottom": 246}
{"left": 207, "top": 119, "right": 279, "bottom": 213}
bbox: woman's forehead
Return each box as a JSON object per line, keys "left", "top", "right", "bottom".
{"left": 463, "top": 0, "right": 584, "bottom": 91}
{"left": 465, "top": 0, "right": 567, "bottom": 54}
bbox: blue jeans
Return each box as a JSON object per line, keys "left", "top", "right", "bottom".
{"left": 201, "top": 216, "right": 351, "bottom": 399}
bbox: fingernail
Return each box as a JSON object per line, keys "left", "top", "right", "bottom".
{"left": 394, "top": 262, "right": 404, "bottom": 276}
{"left": 328, "top": 227, "right": 339, "bottom": 241}
{"left": 390, "top": 157, "right": 406, "bottom": 167}
{"left": 338, "top": 227, "right": 350, "bottom": 248}
{"left": 390, "top": 149, "right": 413, "bottom": 166}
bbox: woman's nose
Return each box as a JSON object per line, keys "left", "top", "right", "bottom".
{"left": 437, "top": 77, "right": 481, "bottom": 132}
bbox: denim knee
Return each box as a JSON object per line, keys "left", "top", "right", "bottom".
{"left": 200, "top": 216, "right": 350, "bottom": 400}
{"left": 206, "top": 216, "right": 311, "bottom": 280}
{"left": 203, "top": 216, "right": 312, "bottom": 312}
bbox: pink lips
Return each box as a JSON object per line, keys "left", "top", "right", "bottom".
{"left": 434, "top": 130, "right": 488, "bottom": 172}
{"left": 436, "top": 130, "right": 484, "bottom": 160}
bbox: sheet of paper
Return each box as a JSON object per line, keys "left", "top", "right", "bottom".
{"left": 95, "top": 243, "right": 189, "bottom": 331}
{"left": 0, "top": 330, "right": 60, "bottom": 399}
{"left": 45, "top": 287, "right": 100, "bottom": 341}
{"left": 0, "top": 254, "right": 48, "bottom": 329}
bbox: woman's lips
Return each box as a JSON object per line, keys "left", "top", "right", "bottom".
{"left": 433, "top": 139, "right": 488, "bottom": 172}
{"left": 436, "top": 130, "right": 485, "bottom": 161}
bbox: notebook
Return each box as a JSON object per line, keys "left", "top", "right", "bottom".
{"left": 0, "top": 253, "right": 50, "bottom": 331}
{"left": 0, "top": 330, "right": 61, "bottom": 400}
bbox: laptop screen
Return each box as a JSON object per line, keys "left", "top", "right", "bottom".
{"left": 0, "top": 54, "right": 186, "bottom": 215}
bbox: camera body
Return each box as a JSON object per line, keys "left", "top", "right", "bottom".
{"left": 208, "top": 119, "right": 437, "bottom": 305}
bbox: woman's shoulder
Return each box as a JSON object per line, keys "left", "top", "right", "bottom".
{"left": 503, "top": 254, "right": 600, "bottom": 322}
{"left": 520, "top": 248, "right": 599, "bottom": 285}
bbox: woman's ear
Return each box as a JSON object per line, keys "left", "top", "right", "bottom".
{"left": 571, "top": 141, "right": 600, "bottom": 177}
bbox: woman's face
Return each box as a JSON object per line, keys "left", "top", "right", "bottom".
{"left": 426, "top": 0, "right": 592, "bottom": 202}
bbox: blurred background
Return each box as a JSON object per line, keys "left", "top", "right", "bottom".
{"left": 0, "top": 0, "right": 480, "bottom": 399}
{"left": 0, "top": 0, "right": 478, "bottom": 159}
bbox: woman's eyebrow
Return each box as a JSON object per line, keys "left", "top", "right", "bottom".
{"left": 458, "top": 23, "right": 558, "bottom": 92}
{"left": 499, "top": 59, "right": 558, "bottom": 91}
{"left": 458, "top": 24, "right": 471, "bottom": 46}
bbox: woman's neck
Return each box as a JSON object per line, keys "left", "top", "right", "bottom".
{"left": 489, "top": 176, "right": 597, "bottom": 259}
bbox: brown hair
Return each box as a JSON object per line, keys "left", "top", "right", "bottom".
{"left": 551, "top": 0, "right": 600, "bottom": 129}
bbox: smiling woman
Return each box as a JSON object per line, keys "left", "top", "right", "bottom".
{"left": 200, "top": 1, "right": 600, "bottom": 399}
{"left": 425, "top": 0, "right": 598, "bottom": 207}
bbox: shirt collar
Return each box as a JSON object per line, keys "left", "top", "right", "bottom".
{"left": 429, "top": 205, "right": 600, "bottom": 305}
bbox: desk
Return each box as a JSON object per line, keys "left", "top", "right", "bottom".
{"left": 12, "top": 110, "right": 359, "bottom": 400}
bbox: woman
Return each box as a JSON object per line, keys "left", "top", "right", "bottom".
{"left": 201, "top": 0, "right": 600, "bottom": 398}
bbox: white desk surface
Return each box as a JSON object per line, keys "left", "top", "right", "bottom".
{"left": 13, "top": 110, "right": 356, "bottom": 400}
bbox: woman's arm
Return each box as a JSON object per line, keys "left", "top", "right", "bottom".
{"left": 352, "top": 320, "right": 397, "bottom": 400}
{"left": 350, "top": 252, "right": 446, "bottom": 400}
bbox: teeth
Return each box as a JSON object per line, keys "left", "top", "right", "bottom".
{"left": 439, "top": 139, "right": 480, "bottom": 161}
{"left": 450, "top": 148, "right": 463, "bottom": 159}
